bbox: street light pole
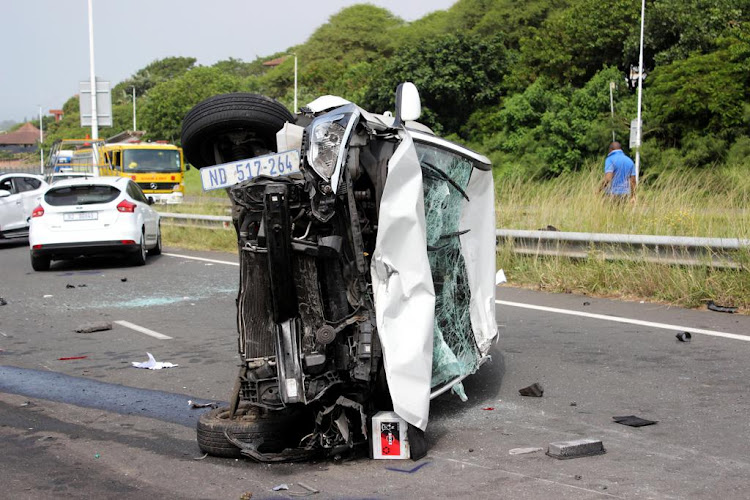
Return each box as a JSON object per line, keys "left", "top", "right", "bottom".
{"left": 132, "top": 87, "right": 137, "bottom": 131}
{"left": 39, "top": 106, "right": 44, "bottom": 174}
{"left": 609, "top": 81, "right": 616, "bottom": 142}
{"left": 293, "top": 53, "right": 298, "bottom": 113}
{"left": 87, "top": 0, "right": 99, "bottom": 140}
{"left": 634, "top": 0, "right": 645, "bottom": 184}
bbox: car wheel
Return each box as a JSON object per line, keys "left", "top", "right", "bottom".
{"left": 196, "top": 403, "right": 307, "bottom": 458}
{"left": 131, "top": 230, "right": 147, "bottom": 266}
{"left": 148, "top": 223, "right": 162, "bottom": 256}
{"left": 30, "top": 254, "right": 50, "bottom": 271}
{"left": 181, "top": 93, "right": 295, "bottom": 168}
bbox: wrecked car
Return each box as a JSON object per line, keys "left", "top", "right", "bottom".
{"left": 181, "top": 84, "right": 497, "bottom": 461}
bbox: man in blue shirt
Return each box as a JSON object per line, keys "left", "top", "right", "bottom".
{"left": 601, "top": 142, "right": 636, "bottom": 200}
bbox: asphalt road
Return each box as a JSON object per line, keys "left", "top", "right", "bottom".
{"left": 1, "top": 240, "right": 750, "bottom": 499}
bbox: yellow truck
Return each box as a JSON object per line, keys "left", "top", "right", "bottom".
{"left": 101, "top": 142, "right": 187, "bottom": 204}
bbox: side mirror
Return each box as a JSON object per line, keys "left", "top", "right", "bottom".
{"left": 0, "top": 189, "right": 10, "bottom": 198}
{"left": 147, "top": 196, "right": 155, "bottom": 205}
{"left": 394, "top": 82, "right": 421, "bottom": 126}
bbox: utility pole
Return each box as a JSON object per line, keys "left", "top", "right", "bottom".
{"left": 132, "top": 87, "right": 137, "bottom": 131}
{"left": 87, "top": 0, "right": 98, "bottom": 139}
{"left": 609, "top": 81, "right": 616, "bottom": 142}
{"left": 634, "top": 0, "right": 645, "bottom": 184}
{"left": 293, "top": 54, "right": 298, "bottom": 113}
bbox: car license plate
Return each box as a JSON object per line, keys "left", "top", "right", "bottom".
{"left": 63, "top": 211, "right": 98, "bottom": 221}
{"left": 200, "top": 150, "right": 301, "bottom": 191}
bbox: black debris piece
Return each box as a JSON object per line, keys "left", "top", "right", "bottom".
{"left": 407, "top": 423, "right": 428, "bottom": 461}
{"left": 121, "top": 277, "right": 128, "bottom": 282}
{"left": 65, "top": 284, "right": 75, "bottom": 289}
{"left": 570, "top": 402, "right": 577, "bottom": 406}
{"left": 583, "top": 301, "right": 591, "bottom": 306}
{"left": 707, "top": 301, "right": 737, "bottom": 314}
{"left": 612, "top": 415, "right": 657, "bottom": 427}
{"left": 75, "top": 322, "right": 113, "bottom": 334}
{"left": 77, "top": 284, "right": 87, "bottom": 288}
{"left": 519, "top": 383, "right": 544, "bottom": 397}
{"left": 0, "top": 297, "right": 7, "bottom": 306}
{"left": 676, "top": 332, "right": 692, "bottom": 342}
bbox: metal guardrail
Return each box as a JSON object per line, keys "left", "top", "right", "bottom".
{"left": 496, "top": 229, "right": 749, "bottom": 268}
{"left": 158, "top": 212, "right": 749, "bottom": 267}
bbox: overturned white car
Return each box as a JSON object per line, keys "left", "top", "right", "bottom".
{"left": 181, "top": 84, "right": 497, "bottom": 461}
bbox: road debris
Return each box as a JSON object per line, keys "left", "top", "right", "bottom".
{"left": 612, "top": 415, "right": 658, "bottom": 427}
{"left": 495, "top": 269, "right": 507, "bottom": 284}
{"left": 94, "top": 453, "right": 100, "bottom": 459}
{"left": 120, "top": 277, "right": 128, "bottom": 282}
{"left": 676, "top": 331, "right": 692, "bottom": 342}
{"left": 509, "top": 447, "right": 543, "bottom": 455}
{"left": 58, "top": 356, "right": 88, "bottom": 361}
{"left": 570, "top": 402, "right": 577, "bottom": 406}
{"left": 188, "top": 400, "right": 219, "bottom": 409}
{"left": 65, "top": 284, "right": 75, "bottom": 289}
{"left": 482, "top": 407, "right": 495, "bottom": 411}
{"left": 272, "top": 484, "right": 289, "bottom": 492}
{"left": 75, "top": 322, "right": 113, "bottom": 333}
{"left": 547, "top": 438, "right": 605, "bottom": 459}
{"left": 519, "top": 383, "right": 544, "bottom": 397}
{"left": 386, "top": 462, "right": 430, "bottom": 474}
{"left": 583, "top": 301, "right": 591, "bottom": 306}
{"left": 240, "top": 492, "right": 253, "bottom": 500}
{"left": 131, "top": 352, "right": 178, "bottom": 370}
{"left": 193, "top": 453, "right": 208, "bottom": 460}
{"left": 43, "top": 295, "right": 53, "bottom": 298}
{"left": 707, "top": 301, "right": 737, "bottom": 314}
{"left": 0, "top": 297, "right": 7, "bottom": 306}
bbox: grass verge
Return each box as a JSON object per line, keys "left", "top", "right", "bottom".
{"left": 162, "top": 225, "right": 237, "bottom": 254}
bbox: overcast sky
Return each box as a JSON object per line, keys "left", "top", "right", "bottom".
{"left": 1, "top": 0, "right": 456, "bottom": 123}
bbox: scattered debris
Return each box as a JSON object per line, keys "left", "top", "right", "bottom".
{"left": 509, "top": 447, "right": 543, "bottom": 455}
{"left": 570, "top": 402, "right": 577, "bottom": 406}
{"left": 519, "top": 383, "right": 544, "bottom": 397}
{"left": 77, "top": 284, "right": 87, "bottom": 288}
{"left": 65, "top": 284, "right": 75, "bottom": 289}
{"left": 75, "top": 322, "right": 112, "bottom": 333}
{"left": 240, "top": 492, "right": 253, "bottom": 500}
{"left": 272, "top": 484, "right": 289, "bottom": 492}
{"left": 482, "top": 407, "right": 495, "bottom": 411}
{"left": 575, "top": 475, "right": 582, "bottom": 480}
{"left": 707, "top": 301, "right": 737, "bottom": 314}
{"left": 495, "top": 269, "right": 507, "bottom": 285}
{"left": 583, "top": 301, "right": 591, "bottom": 306}
{"left": 120, "top": 277, "right": 128, "bottom": 282}
{"left": 20, "top": 401, "right": 31, "bottom": 407}
{"left": 0, "top": 297, "right": 7, "bottom": 306}
{"left": 385, "top": 462, "right": 430, "bottom": 474}
{"left": 612, "top": 415, "right": 657, "bottom": 427}
{"left": 58, "top": 356, "right": 88, "bottom": 361}
{"left": 407, "top": 423, "right": 428, "bottom": 461}
{"left": 676, "top": 331, "right": 692, "bottom": 342}
{"left": 468, "top": 448, "right": 474, "bottom": 453}
{"left": 547, "top": 438, "right": 605, "bottom": 460}
{"left": 131, "top": 352, "right": 178, "bottom": 370}
{"left": 94, "top": 453, "right": 100, "bottom": 459}
{"left": 188, "top": 400, "right": 219, "bottom": 409}
{"left": 193, "top": 453, "right": 208, "bottom": 461}
{"left": 43, "top": 295, "right": 53, "bottom": 298}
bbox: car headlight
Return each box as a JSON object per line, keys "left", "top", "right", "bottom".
{"left": 306, "top": 104, "right": 360, "bottom": 193}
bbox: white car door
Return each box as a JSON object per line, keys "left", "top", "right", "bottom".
{"left": 16, "top": 176, "right": 46, "bottom": 223}
{"left": 0, "top": 176, "right": 25, "bottom": 232}
{"left": 127, "top": 181, "right": 158, "bottom": 243}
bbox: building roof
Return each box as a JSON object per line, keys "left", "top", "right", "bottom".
{"left": 0, "top": 123, "right": 40, "bottom": 145}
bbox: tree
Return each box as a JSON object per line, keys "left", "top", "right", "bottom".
{"left": 112, "top": 56, "right": 197, "bottom": 104}
{"left": 140, "top": 67, "right": 244, "bottom": 142}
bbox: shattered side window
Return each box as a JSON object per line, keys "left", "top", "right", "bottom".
{"left": 416, "top": 142, "right": 481, "bottom": 399}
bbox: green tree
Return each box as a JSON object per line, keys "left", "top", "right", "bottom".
{"left": 112, "top": 56, "right": 197, "bottom": 104}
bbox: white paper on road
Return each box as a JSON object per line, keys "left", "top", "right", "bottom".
{"left": 131, "top": 352, "right": 178, "bottom": 370}
{"left": 371, "top": 132, "right": 435, "bottom": 431}
{"left": 495, "top": 269, "right": 507, "bottom": 285}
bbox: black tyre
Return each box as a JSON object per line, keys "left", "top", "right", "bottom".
{"left": 196, "top": 403, "right": 307, "bottom": 458}
{"left": 30, "top": 254, "right": 50, "bottom": 271}
{"left": 148, "top": 224, "right": 162, "bottom": 256}
{"left": 181, "top": 93, "right": 294, "bottom": 168}
{"left": 131, "top": 230, "right": 147, "bottom": 266}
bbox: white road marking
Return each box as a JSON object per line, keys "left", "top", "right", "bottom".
{"left": 163, "top": 252, "right": 239, "bottom": 266}
{"left": 497, "top": 300, "right": 750, "bottom": 342}
{"left": 114, "top": 320, "right": 173, "bottom": 340}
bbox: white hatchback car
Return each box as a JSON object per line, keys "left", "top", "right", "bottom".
{"left": 29, "top": 176, "right": 161, "bottom": 271}
{"left": 0, "top": 173, "right": 48, "bottom": 240}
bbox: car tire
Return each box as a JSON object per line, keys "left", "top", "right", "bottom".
{"left": 30, "top": 254, "right": 50, "bottom": 271}
{"left": 131, "top": 230, "right": 147, "bottom": 266}
{"left": 196, "top": 403, "right": 307, "bottom": 459}
{"left": 148, "top": 224, "right": 162, "bottom": 256}
{"left": 181, "top": 93, "right": 295, "bottom": 168}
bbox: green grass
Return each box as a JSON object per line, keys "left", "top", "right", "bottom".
{"left": 162, "top": 225, "right": 237, "bottom": 253}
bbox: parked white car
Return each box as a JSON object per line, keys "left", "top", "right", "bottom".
{"left": 0, "top": 173, "right": 48, "bottom": 239}
{"left": 28, "top": 176, "right": 161, "bottom": 271}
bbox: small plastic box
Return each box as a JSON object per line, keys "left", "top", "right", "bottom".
{"left": 371, "top": 411, "right": 410, "bottom": 459}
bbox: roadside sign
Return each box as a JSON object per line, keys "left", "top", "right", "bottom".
{"left": 200, "top": 150, "right": 301, "bottom": 191}
{"left": 79, "top": 79, "right": 113, "bottom": 127}
{"left": 629, "top": 119, "right": 642, "bottom": 149}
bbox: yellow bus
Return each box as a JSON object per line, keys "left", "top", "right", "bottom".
{"left": 101, "top": 143, "right": 187, "bottom": 203}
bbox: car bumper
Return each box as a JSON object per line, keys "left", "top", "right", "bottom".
{"left": 30, "top": 240, "right": 139, "bottom": 258}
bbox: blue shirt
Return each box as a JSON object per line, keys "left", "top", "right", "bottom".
{"left": 604, "top": 150, "right": 635, "bottom": 195}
